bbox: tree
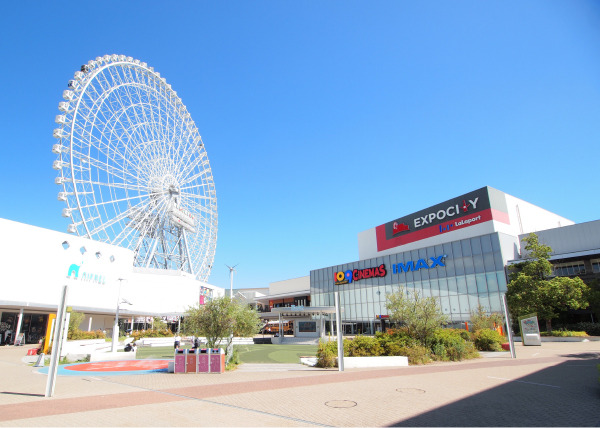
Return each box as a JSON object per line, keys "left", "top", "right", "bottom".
{"left": 506, "top": 233, "right": 589, "bottom": 333}
{"left": 183, "top": 296, "right": 262, "bottom": 355}
{"left": 470, "top": 305, "right": 503, "bottom": 333}
{"left": 68, "top": 311, "right": 85, "bottom": 333}
{"left": 385, "top": 287, "right": 448, "bottom": 345}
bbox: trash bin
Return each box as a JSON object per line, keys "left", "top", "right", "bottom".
{"left": 197, "top": 348, "right": 209, "bottom": 373}
{"left": 209, "top": 348, "right": 225, "bottom": 374}
{"left": 174, "top": 349, "right": 187, "bottom": 374}
{"left": 186, "top": 348, "right": 198, "bottom": 373}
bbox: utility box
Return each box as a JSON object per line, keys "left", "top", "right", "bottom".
{"left": 186, "top": 349, "right": 198, "bottom": 373}
{"left": 209, "top": 348, "right": 225, "bottom": 374}
{"left": 174, "top": 349, "right": 187, "bottom": 373}
{"left": 198, "top": 348, "right": 209, "bottom": 373}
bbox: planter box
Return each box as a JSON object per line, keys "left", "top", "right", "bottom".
{"left": 343, "top": 356, "right": 408, "bottom": 368}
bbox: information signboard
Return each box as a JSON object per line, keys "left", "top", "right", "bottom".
{"left": 14, "top": 333, "right": 25, "bottom": 346}
{"left": 518, "top": 313, "right": 541, "bottom": 346}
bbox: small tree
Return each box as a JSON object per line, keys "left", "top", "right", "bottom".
{"left": 152, "top": 317, "right": 168, "bottom": 330}
{"left": 183, "top": 296, "right": 261, "bottom": 356}
{"left": 386, "top": 287, "right": 448, "bottom": 345}
{"left": 68, "top": 311, "right": 85, "bottom": 333}
{"left": 470, "top": 305, "right": 503, "bottom": 333}
{"left": 506, "top": 233, "right": 589, "bottom": 333}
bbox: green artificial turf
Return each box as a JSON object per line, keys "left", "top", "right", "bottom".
{"left": 136, "top": 344, "right": 318, "bottom": 364}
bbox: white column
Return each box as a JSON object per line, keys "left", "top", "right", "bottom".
{"left": 14, "top": 309, "right": 24, "bottom": 345}
{"left": 88, "top": 316, "right": 92, "bottom": 332}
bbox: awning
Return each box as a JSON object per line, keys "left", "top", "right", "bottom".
{"left": 270, "top": 306, "right": 342, "bottom": 317}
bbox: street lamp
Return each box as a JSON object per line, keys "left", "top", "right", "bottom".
{"left": 111, "top": 278, "right": 132, "bottom": 352}
{"left": 225, "top": 264, "right": 238, "bottom": 361}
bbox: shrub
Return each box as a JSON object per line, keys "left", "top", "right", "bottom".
{"left": 316, "top": 339, "right": 338, "bottom": 368}
{"left": 344, "top": 335, "right": 383, "bottom": 357}
{"left": 470, "top": 305, "right": 503, "bottom": 333}
{"left": 540, "top": 330, "right": 588, "bottom": 337}
{"left": 131, "top": 329, "right": 174, "bottom": 339}
{"left": 551, "top": 323, "right": 600, "bottom": 335}
{"left": 474, "top": 329, "right": 505, "bottom": 351}
{"left": 68, "top": 329, "right": 106, "bottom": 340}
{"left": 429, "top": 329, "right": 478, "bottom": 361}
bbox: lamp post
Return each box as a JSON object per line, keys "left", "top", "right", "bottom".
{"left": 225, "top": 264, "right": 238, "bottom": 361}
{"left": 111, "top": 278, "right": 132, "bottom": 352}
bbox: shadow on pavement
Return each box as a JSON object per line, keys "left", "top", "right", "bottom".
{"left": 388, "top": 352, "right": 600, "bottom": 427}
{"left": 1, "top": 392, "right": 44, "bottom": 397}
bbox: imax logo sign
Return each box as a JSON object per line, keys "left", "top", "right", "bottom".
{"left": 392, "top": 255, "right": 446, "bottom": 274}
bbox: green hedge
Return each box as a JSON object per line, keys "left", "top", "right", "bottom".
{"left": 473, "top": 329, "right": 504, "bottom": 351}
{"left": 68, "top": 329, "right": 106, "bottom": 340}
{"left": 540, "top": 330, "right": 588, "bottom": 337}
{"left": 131, "top": 329, "right": 174, "bottom": 339}
{"left": 554, "top": 323, "right": 600, "bottom": 336}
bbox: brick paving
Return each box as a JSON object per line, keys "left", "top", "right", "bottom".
{"left": 0, "top": 342, "right": 598, "bottom": 426}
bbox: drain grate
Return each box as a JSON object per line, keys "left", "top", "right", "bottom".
{"left": 325, "top": 400, "right": 357, "bottom": 408}
{"left": 396, "top": 388, "right": 425, "bottom": 394}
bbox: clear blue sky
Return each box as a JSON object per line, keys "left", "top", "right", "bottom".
{"left": 1, "top": 1, "right": 599, "bottom": 290}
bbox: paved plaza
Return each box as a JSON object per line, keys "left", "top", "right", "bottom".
{"left": 0, "top": 342, "right": 598, "bottom": 427}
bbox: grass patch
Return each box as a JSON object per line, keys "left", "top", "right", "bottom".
{"left": 135, "top": 344, "right": 318, "bottom": 364}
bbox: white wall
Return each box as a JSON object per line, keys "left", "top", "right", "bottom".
{"left": 269, "top": 276, "right": 310, "bottom": 295}
{"left": 520, "top": 219, "right": 600, "bottom": 257}
{"left": 0, "top": 218, "right": 224, "bottom": 317}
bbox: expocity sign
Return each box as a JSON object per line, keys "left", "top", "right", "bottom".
{"left": 334, "top": 264, "right": 387, "bottom": 286}
{"left": 375, "top": 187, "right": 510, "bottom": 252}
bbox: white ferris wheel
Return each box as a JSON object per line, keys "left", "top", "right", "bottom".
{"left": 52, "top": 54, "right": 218, "bottom": 281}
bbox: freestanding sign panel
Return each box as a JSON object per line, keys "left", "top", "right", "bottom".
{"left": 518, "top": 313, "right": 541, "bottom": 346}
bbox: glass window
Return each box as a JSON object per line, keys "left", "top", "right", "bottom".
{"left": 468, "top": 294, "right": 480, "bottom": 312}
{"left": 433, "top": 245, "right": 444, "bottom": 258}
{"left": 456, "top": 276, "right": 467, "bottom": 294}
{"left": 443, "top": 242, "right": 453, "bottom": 258}
{"left": 471, "top": 237, "right": 482, "bottom": 255}
{"left": 473, "top": 254, "right": 485, "bottom": 273}
{"left": 481, "top": 234, "right": 493, "bottom": 254}
{"left": 452, "top": 241, "right": 463, "bottom": 257}
{"left": 366, "top": 286, "right": 374, "bottom": 303}
{"left": 497, "top": 272, "right": 507, "bottom": 292}
{"left": 450, "top": 296, "right": 460, "bottom": 313}
{"left": 491, "top": 233, "right": 501, "bottom": 252}
{"left": 438, "top": 278, "right": 448, "bottom": 296}
{"left": 461, "top": 239, "right": 472, "bottom": 257}
{"left": 419, "top": 248, "right": 428, "bottom": 260}
{"left": 466, "top": 275, "right": 477, "bottom": 294}
{"left": 447, "top": 277, "right": 458, "bottom": 295}
{"left": 489, "top": 293, "right": 502, "bottom": 312}
{"left": 476, "top": 273, "right": 488, "bottom": 293}
{"left": 486, "top": 273, "right": 499, "bottom": 292}
{"left": 479, "top": 294, "right": 491, "bottom": 312}
{"left": 355, "top": 303, "right": 362, "bottom": 319}
{"left": 444, "top": 258, "right": 456, "bottom": 277}
{"left": 459, "top": 295, "right": 470, "bottom": 314}
{"left": 463, "top": 257, "right": 475, "bottom": 275}
{"left": 440, "top": 296, "right": 451, "bottom": 314}
{"left": 483, "top": 253, "right": 495, "bottom": 272}
{"left": 493, "top": 252, "right": 504, "bottom": 271}
{"left": 430, "top": 279, "right": 439, "bottom": 294}
{"left": 429, "top": 264, "right": 439, "bottom": 279}
{"left": 592, "top": 259, "right": 600, "bottom": 273}
{"left": 454, "top": 258, "right": 465, "bottom": 276}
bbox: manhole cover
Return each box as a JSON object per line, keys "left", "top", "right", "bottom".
{"left": 325, "top": 400, "right": 357, "bottom": 408}
{"left": 396, "top": 388, "right": 426, "bottom": 394}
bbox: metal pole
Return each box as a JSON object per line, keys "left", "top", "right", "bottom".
{"left": 46, "top": 285, "right": 69, "bottom": 397}
{"left": 502, "top": 294, "right": 516, "bottom": 359}
{"left": 14, "top": 308, "right": 23, "bottom": 345}
{"left": 111, "top": 278, "right": 124, "bottom": 353}
{"left": 334, "top": 291, "right": 344, "bottom": 371}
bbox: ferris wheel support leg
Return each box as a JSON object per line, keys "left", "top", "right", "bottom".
{"left": 182, "top": 229, "right": 195, "bottom": 276}
{"left": 145, "top": 239, "right": 159, "bottom": 268}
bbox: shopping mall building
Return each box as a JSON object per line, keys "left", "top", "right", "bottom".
{"left": 257, "top": 186, "right": 595, "bottom": 337}
{"left": 0, "top": 218, "right": 224, "bottom": 346}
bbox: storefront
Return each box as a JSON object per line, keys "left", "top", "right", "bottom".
{"left": 310, "top": 186, "right": 572, "bottom": 333}
{"left": 0, "top": 312, "right": 49, "bottom": 346}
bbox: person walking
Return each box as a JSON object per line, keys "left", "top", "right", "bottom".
{"left": 174, "top": 333, "right": 182, "bottom": 349}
